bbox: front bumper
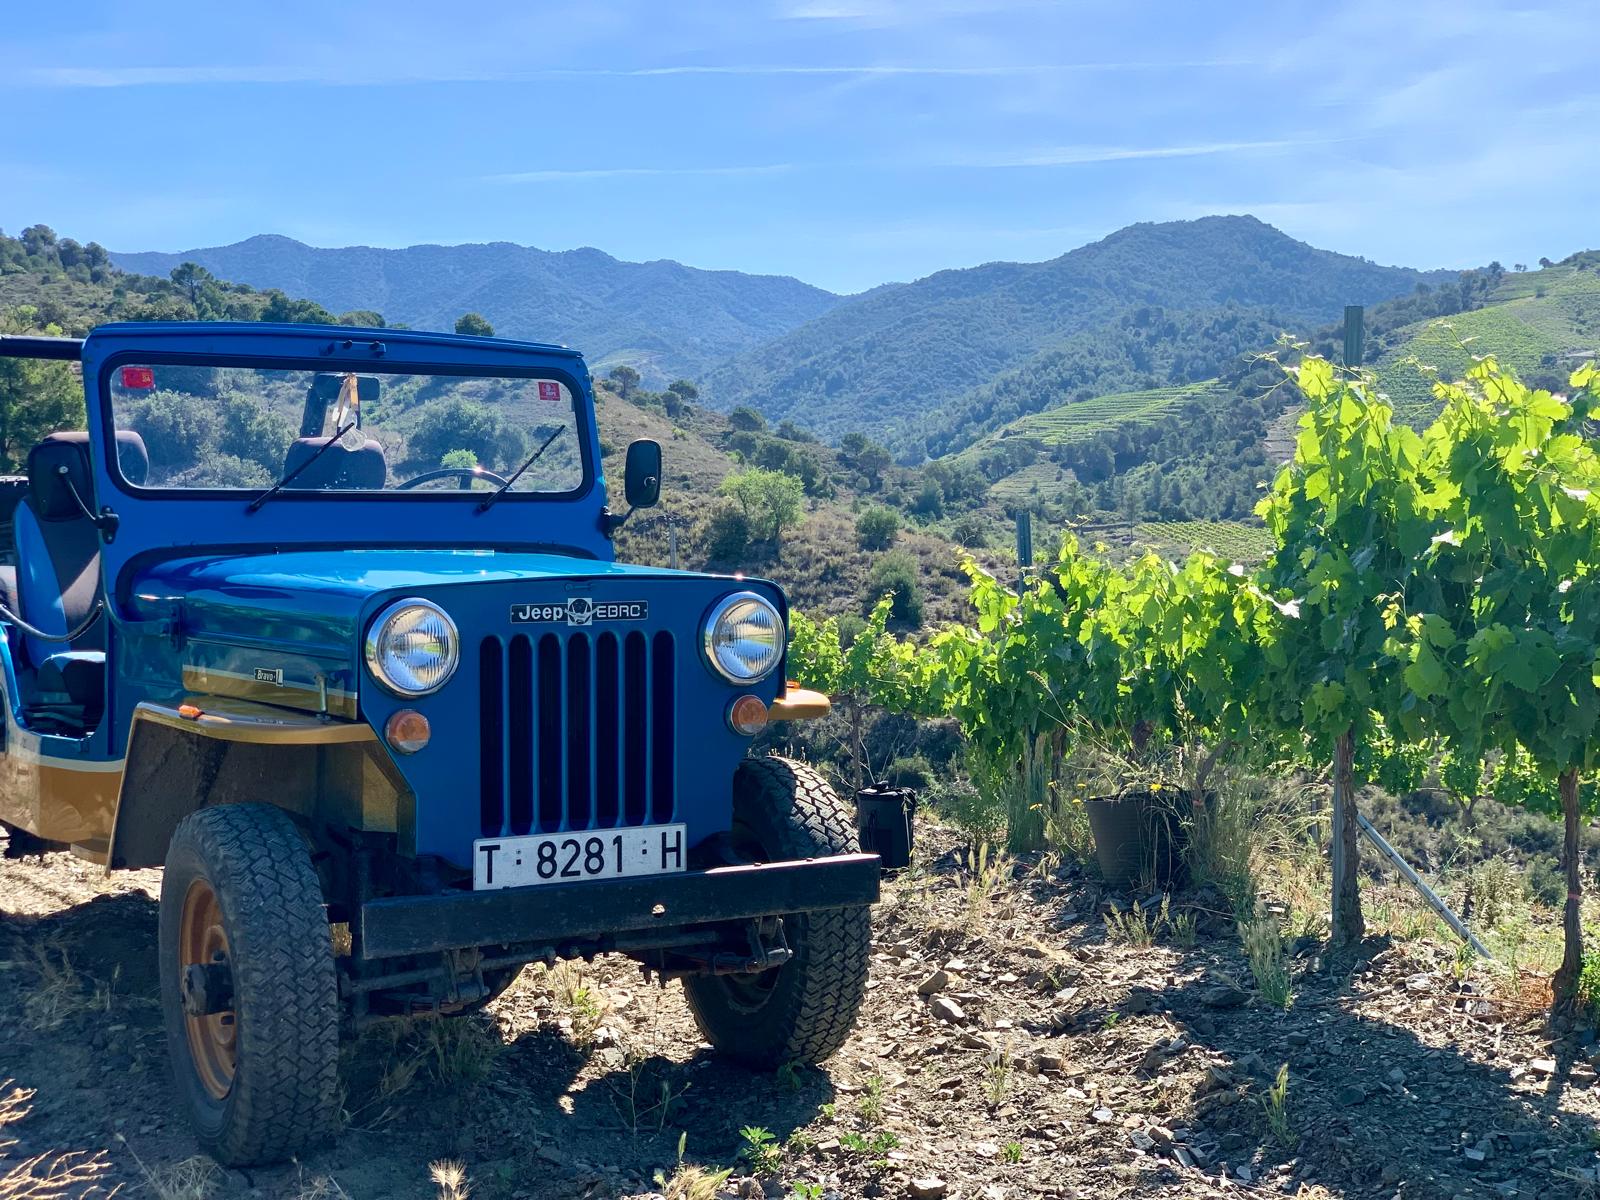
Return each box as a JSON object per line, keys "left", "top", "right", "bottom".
{"left": 358, "top": 851, "right": 882, "bottom": 959}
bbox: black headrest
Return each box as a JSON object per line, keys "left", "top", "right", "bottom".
{"left": 283, "top": 437, "right": 388, "bottom": 491}
{"left": 27, "top": 431, "right": 150, "bottom": 521}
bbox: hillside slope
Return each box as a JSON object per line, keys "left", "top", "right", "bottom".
{"left": 1373, "top": 259, "right": 1600, "bottom": 421}
{"left": 703, "top": 216, "right": 1455, "bottom": 450}
{"left": 112, "top": 236, "right": 842, "bottom": 384}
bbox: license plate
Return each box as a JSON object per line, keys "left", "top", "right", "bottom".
{"left": 472, "top": 823, "right": 687, "bottom": 891}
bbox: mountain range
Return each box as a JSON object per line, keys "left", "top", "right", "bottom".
{"left": 702, "top": 216, "right": 1457, "bottom": 452}
{"left": 117, "top": 218, "right": 1456, "bottom": 458}
{"left": 112, "top": 235, "right": 842, "bottom": 384}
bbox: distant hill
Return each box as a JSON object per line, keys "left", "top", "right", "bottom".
{"left": 1371, "top": 258, "right": 1600, "bottom": 422}
{"left": 112, "top": 235, "right": 843, "bottom": 385}
{"left": 704, "top": 216, "right": 1457, "bottom": 452}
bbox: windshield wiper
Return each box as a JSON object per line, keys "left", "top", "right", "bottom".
{"left": 247, "top": 420, "right": 356, "bottom": 513}
{"left": 477, "top": 425, "right": 566, "bottom": 514}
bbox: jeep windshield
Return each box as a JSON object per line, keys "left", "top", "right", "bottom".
{"left": 105, "top": 361, "right": 587, "bottom": 498}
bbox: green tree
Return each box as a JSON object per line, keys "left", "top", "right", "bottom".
{"left": 408, "top": 399, "right": 522, "bottom": 470}
{"left": 855, "top": 505, "right": 900, "bottom": 550}
{"left": 728, "top": 406, "right": 766, "bottom": 433}
{"left": 607, "top": 365, "right": 640, "bottom": 400}
{"left": 454, "top": 312, "right": 495, "bottom": 337}
{"left": 0, "top": 311, "right": 84, "bottom": 471}
{"left": 170, "top": 262, "right": 213, "bottom": 308}
{"left": 840, "top": 432, "right": 892, "bottom": 490}
{"left": 718, "top": 467, "right": 805, "bottom": 554}
{"left": 704, "top": 503, "right": 752, "bottom": 563}
{"left": 339, "top": 310, "right": 386, "bottom": 328}
{"left": 867, "top": 549, "right": 924, "bottom": 626}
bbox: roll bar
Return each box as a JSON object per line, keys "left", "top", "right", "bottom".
{"left": 0, "top": 335, "right": 84, "bottom": 362}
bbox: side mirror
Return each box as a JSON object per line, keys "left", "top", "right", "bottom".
{"left": 623, "top": 439, "right": 662, "bottom": 509}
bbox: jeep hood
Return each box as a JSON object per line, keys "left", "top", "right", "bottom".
{"left": 126, "top": 549, "right": 730, "bottom": 715}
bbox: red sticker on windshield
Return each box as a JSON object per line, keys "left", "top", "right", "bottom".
{"left": 538, "top": 381, "right": 561, "bottom": 402}
{"left": 120, "top": 366, "right": 155, "bottom": 390}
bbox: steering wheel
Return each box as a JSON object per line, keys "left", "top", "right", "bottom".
{"left": 396, "top": 466, "right": 512, "bottom": 491}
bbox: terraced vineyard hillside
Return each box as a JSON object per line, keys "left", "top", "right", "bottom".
{"left": 978, "top": 379, "right": 1227, "bottom": 451}
{"left": 1134, "top": 518, "right": 1275, "bottom": 562}
{"left": 1375, "top": 261, "right": 1600, "bottom": 421}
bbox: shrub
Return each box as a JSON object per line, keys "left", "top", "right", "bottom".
{"left": 883, "top": 754, "right": 933, "bottom": 790}
{"left": 703, "top": 504, "right": 751, "bottom": 563}
{"left": 950, "top": 513, "right": 988, "bottom": 547}
{"left": 926, "top": 776, "right": 1007, "bottom": 846}
{"left": 866, "top": 549, "right": 923, "bottom": 626}
{"left": 856, "top": 506, "right": 900, "bottom": 551}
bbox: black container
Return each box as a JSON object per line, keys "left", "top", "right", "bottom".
{"left": 855, "top": 784, "right": 916, "bottom": 870}
{"left": 1083, "top": 790, "right": 1190, "bottom": 889}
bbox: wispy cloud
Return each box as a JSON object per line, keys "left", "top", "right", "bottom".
{"left": 485, "top": 139, "right": 1327, "bottom": 185}
{"left": 970, "top": 138, "right": 1333, "bottom": 168}
{"left": 486, "top": 164, "right": 797, "bottom": 183}
{"left": 12, "top": 60, "right": 1250, "bottom": 88}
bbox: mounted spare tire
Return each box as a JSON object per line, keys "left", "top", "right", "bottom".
{"left": 683, "top": 756, "right": 871, "bottom": 1067}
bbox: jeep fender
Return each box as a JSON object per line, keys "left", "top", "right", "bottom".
{"left": 107, "top": 700, "right": 408, "bottom": 870}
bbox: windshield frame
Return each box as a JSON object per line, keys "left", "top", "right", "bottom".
{"left": 95, "top": 349, "right": 597, "bottom": 504}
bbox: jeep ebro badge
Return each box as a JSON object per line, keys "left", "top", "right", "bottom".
{"left": 0, "top": 323, "right": 877, "bottom": 1167}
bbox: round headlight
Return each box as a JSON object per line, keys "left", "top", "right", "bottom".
{"left": 703, "top": 591, "right": 784, "bottom": 683}
{"left": 365, "top": 599, "right": 459, "bottom": 697}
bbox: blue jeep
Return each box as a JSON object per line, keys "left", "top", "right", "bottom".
{"left": 0, "top": 322, "right": 877, "bottom": 1165}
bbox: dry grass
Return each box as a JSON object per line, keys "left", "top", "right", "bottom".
{"left": 20, "top": 942, "right": 117, "bottom": 1032}
{"left": 0, "top": 1079, "right": 115, "bottom": 1199}
{"left": 428, "top": 1159, "right": 470, "bottom": 1200}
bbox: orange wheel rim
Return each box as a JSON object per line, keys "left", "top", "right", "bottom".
{"left": 179, "top": 879, "right": 236, "bottom": 1100}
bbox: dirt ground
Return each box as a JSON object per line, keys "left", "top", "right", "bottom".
{"left": 5, "top": 822, "right": 1600, "bottom": 1200}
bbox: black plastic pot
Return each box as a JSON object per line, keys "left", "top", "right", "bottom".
{"left": 1083, "top": 790, "right": 1191, "bottom": 889}
{"left": 855, "top": 784, "right": 917, "bottom": 870}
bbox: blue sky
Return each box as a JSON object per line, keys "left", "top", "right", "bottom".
{"left": 3, "top": 0, "right": 1597, "bottom": 293}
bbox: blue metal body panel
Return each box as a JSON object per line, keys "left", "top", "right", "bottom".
{"left": 8, "top": 322, "right": 793, "bottom": 870}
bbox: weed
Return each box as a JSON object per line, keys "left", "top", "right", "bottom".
{"left": 1105, "top": 900, "right": 1155, "bottom": 947}
{"left": 1578, "top": 946, "right": 1600, "bottom": 1021}
{"left": 1260, "top": 1064, "right": 1295, "bottom": 1148}
{"left": 739, "top": 1125, "right": 783, "bottom": 1175}
{"left": 984, "top": 1045, "right": 1013, "bottom": 1106}
{"left": 1462, "top": 855, "right": 1521, "bottom": 928}
{"left": 429, "top": 1159, "right": 470, "bottom": 1200}
{"left": 858, "top": 1074, "right": 885, "bottom": 1125}
{"left": 786, "top": 1129, "right": 817, "bottom": 1154}
{"left": 551, "top": 962, "right": 605, "bottom": 1046}
{"left": 840, "top": 1130, "right": 901, "bottom": 1169}
{"left": 655, "top": 1134, "right": 733, "bottom": 1200}
{"left": 791, "top": 1184, "right": 826, "bottom": 1200}
{"left": 817, "top": 1102, "right": 838, "bottom": 1121}
{"left": 963, "top": 842, "right": 1012, "bottom": 930}
{"left": 1102, "top": 1011, "right": 1121, "bottom": 1029}
{"left": 1165, "top": 901, "right": 1198, "bottom": 947}
{"left": 1239, "top": 917, "right": 1292, "bottom": 1009}
{"left": 775, "top": 1061, "right": 804, "bottom": 1092}
{"left": 1001, "top": 1141, "right": 1024, "bottom": 1164}
{"left": 609, "top": 1053, "right": 689, "bottom": 1134}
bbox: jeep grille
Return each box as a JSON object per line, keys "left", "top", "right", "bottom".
{"left": 477, "top": 631, "right": 677, "bottom": 836}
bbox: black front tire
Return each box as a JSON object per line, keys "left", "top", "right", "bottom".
{"left": 159, "top": 804, "right": 340, "bottom": 1166}
{"left": 683, "top": 757, "right": 870, "bottom": 1067}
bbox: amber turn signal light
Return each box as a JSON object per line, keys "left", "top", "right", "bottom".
{"left": 728, "top": 694, "right": 768, "bottom": 736}
{"left": 384, "top": 708, "right": 431, "bottom": 754}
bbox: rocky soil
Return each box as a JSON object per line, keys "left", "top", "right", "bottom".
{"left": 4, "top": 822, "right": 1600, "bottom": 1199}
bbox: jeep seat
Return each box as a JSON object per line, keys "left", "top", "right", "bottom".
{"left": 9, "top": 431, "right": 148, "bottom": 731}
{"left": 282, "top": 436, "right": 387, "bottom": 490}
